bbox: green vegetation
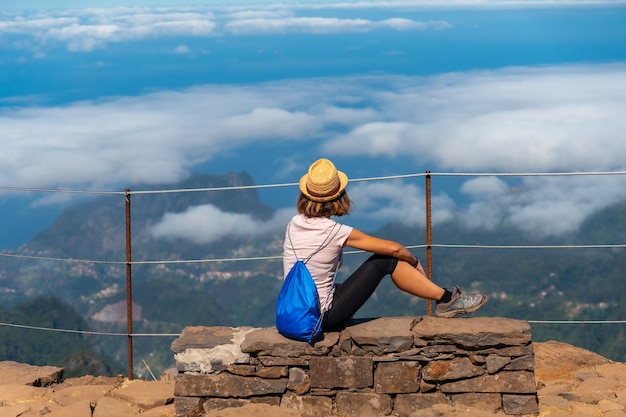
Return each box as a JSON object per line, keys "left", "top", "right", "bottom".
{"left": 0, "top": 172, "right": 624, "bottom": 376}
{"left": 0, "top": 297, "right": 118, "bottom": 377}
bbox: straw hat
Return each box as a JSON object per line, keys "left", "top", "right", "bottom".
{"left": 299, "top": 158, "right": 348, "bottom": 202}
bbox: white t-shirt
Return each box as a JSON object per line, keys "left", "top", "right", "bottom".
{"left": 282, "top": 214, "right": 353, "bottom": 313}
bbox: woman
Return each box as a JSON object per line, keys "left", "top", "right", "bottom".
{"left": 283, "top": 158, "right": 487, "bottom": 331}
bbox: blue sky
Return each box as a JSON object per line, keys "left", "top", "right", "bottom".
{"left": 1, "top": 0, "right": 626, "bottom": 249}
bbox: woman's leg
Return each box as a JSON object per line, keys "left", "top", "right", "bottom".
{"left": 323, "top": 254, "right": 397, "bottom": 330}
{"left": 391, "top": 261, "right": 445, "bottom": 300}
{"left": 387, "top": 261, "right": 487, "bottom": 318}
{"left": 323, "top": 256, "right": 486, "bottom": 329}
{"left": 323, "top": 256, "right": 448, "bottom": 330}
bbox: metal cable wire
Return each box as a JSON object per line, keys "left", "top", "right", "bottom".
{"left": 430, "top": 243, "right": 626, "bottom": 249}
{"left": 0, "top": 321, "right": 180, "bottom": 337}
{"left": 2, "top": 170, "right": 625, "bottom": 196}
{"left": 3, "top": 242, "right": 624, "bottom": 265}
{"left": 527, "top": 320, "right": 626, "bottom": 324}
{"left": 432, "top": 171, "right": 626, "bottom": 177}
{"left": 1, "top": 169, "right": 625, "bottom": 336}
{"left": 0, "top": 317, "right": 623, "bottom": 340}
{"left": 0, "top": 185, "right": 123, "bottom": 195}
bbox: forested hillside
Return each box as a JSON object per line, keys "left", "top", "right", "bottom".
{"left": 0, "top": 172, "right": 624, "bottom": 376}
{"left": 0, "top": 297, "right": 115, "bottom": 377}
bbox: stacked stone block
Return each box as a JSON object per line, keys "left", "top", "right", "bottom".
{"left": 171, "top": 316, "right": 539, "bottom": 417}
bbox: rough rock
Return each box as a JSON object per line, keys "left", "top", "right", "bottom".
{"left": 108, "top": 379, "right": 175, "bottom": 410}
{"left": 0, "top": 362, "right": 175, "bottom": 417}
{"left": 412, "top": 316, "right": 532, "bottom": 348}
{"left": 174, "top": 317, "right": 539, "bottom": 416}
{"left": 172, "top": 326, "right": 256, "bottom": 373}
{"left": 203, "top": 403, "right": 300, "bottom": 417}
{"left": 335, "top": 391, "right": 393, "bottom": 417}
{"left": 343, "top": 316, "right": 415, "bottom": 354}
{"left": 1, "top": 336, "right": 625, "bottom": 417}
{"left": 309, "top": 356, "right": 373, "bottom": 389}
{"left": 534, "top": 341, "right": 626, "bottom": 417}
{"left": 0, "top": 361, "right": 64, "bottom": 386}
{"left": 374, "top": 361, "right": 421, "bottom": 393}
{"left": 175, "top": 372, "right": 288, "bottom": 397}
{"left": 239, "top": 327, "right": 339, "bottom": 357}
{"left": 533, "top": 340, "right": 611, "bottom": 380}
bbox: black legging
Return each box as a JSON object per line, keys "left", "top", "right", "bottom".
{"left": 322, "top": 254, "right": 398, "bottom": 331}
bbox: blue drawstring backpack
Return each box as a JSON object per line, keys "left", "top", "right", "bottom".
{"left": 275, "top": 259, "right": 322, "bottom": 343}
{"left": 276, "top": 222, "right": 340, "bottom": 343}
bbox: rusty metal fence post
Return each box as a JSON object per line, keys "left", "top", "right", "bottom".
{"left": 125, "top": 189, "right": 134, "bottom": 380}
{"left": 425, "top": 171, "right": 433, "bottom": 316}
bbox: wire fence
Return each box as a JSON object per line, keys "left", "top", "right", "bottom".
{"left": 1, "top": 169, "right": 625, "bottom": 376}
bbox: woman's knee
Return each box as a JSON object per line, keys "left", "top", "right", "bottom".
{"left": 365, "top": 254, "right": 399, "bottom": 275}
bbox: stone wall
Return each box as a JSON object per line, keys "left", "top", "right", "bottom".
{"left": 171, "top": 316, "right": 539, "bottom": 417}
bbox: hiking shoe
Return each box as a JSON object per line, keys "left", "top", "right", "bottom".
{"left": 435, "top": 287, "right": 487, "bottom": 318}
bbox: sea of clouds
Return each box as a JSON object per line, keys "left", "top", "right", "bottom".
{"left": 2, "top": 3, "right": 625, "bottom": 242}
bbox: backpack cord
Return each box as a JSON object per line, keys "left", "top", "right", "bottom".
{"left": 287, "top": 221, "right": 341, "bottom": 264}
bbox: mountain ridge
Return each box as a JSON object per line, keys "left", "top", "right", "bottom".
{"left": 0, "top": 171, "right": 624, "bottom": 375}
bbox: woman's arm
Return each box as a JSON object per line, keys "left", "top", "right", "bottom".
{"left": 345, "top": 228, "right": 421, "bottom": 269}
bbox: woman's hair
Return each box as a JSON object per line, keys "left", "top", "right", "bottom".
{"left": 297, "top": 191, "right": 351, "bottom": 217}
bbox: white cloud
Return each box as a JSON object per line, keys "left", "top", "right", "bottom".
{"left": 213, "top": 107, "right": 319, "bottom": 141}
{"left": 348, "top": 180, "right": 456, "bottom": 228}
{"left": 223, "top": 16, "right": 449, "bottom": 35}
{"left": 226, "top": 10, "right": 293, "bottom": 20}
{"left": 330, "top": 122, "right": 414, "bottom": 157}
{"left": 174, "top": 44, "right": 191, "bottom": 53}
{"left": 1, "top": 8, "right": 218, "bottom": 52}
{"left": 149, "top": 204, "right": 293, "bottom": 244}
{"left": 453, "top": 174, "right": 626, "bottom": 236}
{"left": 0, "top": 87, "right": 323, "bottom": 188}
{"left": 224, "top": 16, "right": 371, "bottom": 34}
{"left": 460, "top": 177, "right": 508, "bottom": 196}
{"left": 1, "top": 63, "right": 625, "bottom": 237}
{"left": 323, "top": 64, "right": 626, "bottom": 173}
{"left": 3, "top": 0, "right": 623, "bottom": 11}
{"left": 379, "top": 18, "right": 451, "bottom": 31}
{"left": 343, "top": 172, "right": 626, "bottom": 238}
{"left": 1, "top": 6, "right": 450, "bottom": 51}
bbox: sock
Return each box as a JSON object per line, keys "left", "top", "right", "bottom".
{"left": 438, "top": 288, "right": 453, "bottom": 304}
